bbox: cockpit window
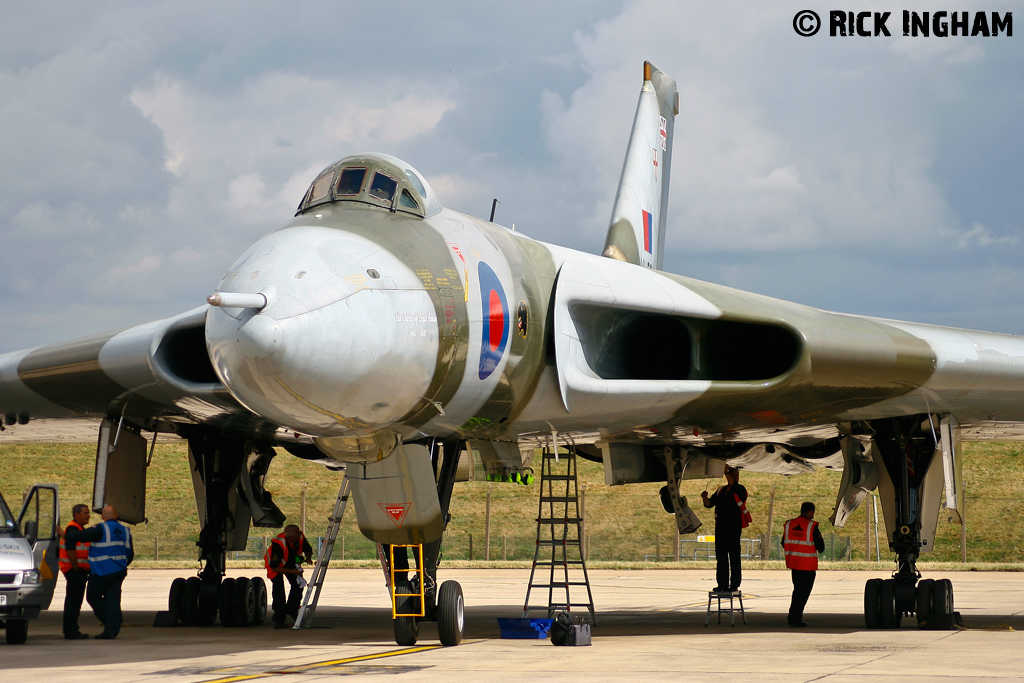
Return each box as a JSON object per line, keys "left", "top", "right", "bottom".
{"left": 297, "top": 154, "right": 442, "bottom": 218}
{"left": 336, "top": 168, "right": 367, "bottom": 196}
{"left": 405, "top": 168, "right": 427, "bottom": 199}
{"left": 308, "top": 172, "right": 335, "bottom": 204}
{"left": 399, "top": 189, "right": 419, "bottom": 210}
{"left": 368, "top": 172, "right": 398, "bottom": 202}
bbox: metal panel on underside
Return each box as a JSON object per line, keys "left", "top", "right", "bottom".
{"left": 346, "top": 443, "right": 442, "bottom": 545}
{"left": 93, "top": 419, "right": 147, "bottom": 524}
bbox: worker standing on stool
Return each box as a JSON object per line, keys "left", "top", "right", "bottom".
{"left": 701, "top": 466, "right": 748, "bottom": 592}
{"left": 783, "top": 501, "right": 825, "bottom": 627}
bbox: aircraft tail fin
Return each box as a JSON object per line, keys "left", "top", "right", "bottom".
{"left": 602, "top": 61, "right": 678, "bottom": 270}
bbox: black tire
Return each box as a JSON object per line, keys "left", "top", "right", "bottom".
{"left": 218, "top": 578, "right": 237, "bottom": 627}
{"left": 168, "top": 577, "right": 186, "bottom": 613}
{"left": 198, "top": 582, "right": 219, "bottom": 626}
{"left": 916, "top": 578, "right": 934, "bottom": 629}
{"left": 182, "top": 576, "right": 201, "bottom": 626}
{"left": 393, "top": 579, "right": 419, "bottom": 646}
{"left": 251, "top": 577, "right": 268, "bottom": 626}
{"left": 5, "top": 619, "right": 28, "bottom": 644}
{"left": 233, "top": 577, "right": 256, "bottom": 628}
{"left": 930, "top": 579, "right": 955, "bottom": 630}
{"left": 879, "top": 579, "right": 897, "bottom": 629}
{"left": 437, "top": 580, "right": 465, "bottom": 646}
{"left": 864, "top": 578, "right": 882, "bottom": 629}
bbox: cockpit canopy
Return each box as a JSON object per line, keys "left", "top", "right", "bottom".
{"left": 297, "top": 153, "right": 442, "bottom": 218}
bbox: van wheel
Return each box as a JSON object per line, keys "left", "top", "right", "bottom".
{"left": 6, "top": 619, "right": 28, "bottom": 644}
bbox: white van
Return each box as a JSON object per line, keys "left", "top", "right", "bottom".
{"left": 0, "top": 485, "right": 59, "bottom": 644}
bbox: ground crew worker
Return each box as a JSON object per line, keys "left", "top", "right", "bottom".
{"left": 264, "top": 524, "right": 313, "bottom": 628}
{"left": 59, "top": 503, "right": 91, "bottom": 639}
{"left": 61, "top": 504, "right": 134, "bottom": 639}
{"left": 782, "top": 501, "right": 826, "bottom": 627}
{"left": 701, "top": 465, "right": 748, "bottom": 592}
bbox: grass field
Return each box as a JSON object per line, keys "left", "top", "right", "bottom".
{"left": 1, "top": 440, "right": 1021, "bottom": 568}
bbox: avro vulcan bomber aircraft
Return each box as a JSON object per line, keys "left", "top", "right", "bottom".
{"left": 0, "top": 62, "right": 1019, "bottom": 642}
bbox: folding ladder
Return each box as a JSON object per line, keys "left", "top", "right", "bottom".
{"left": 292, "top": 476, "right": 351, "bottom": 629}
{"left": 522, "top": 445, "right": 597, "bottom": 625}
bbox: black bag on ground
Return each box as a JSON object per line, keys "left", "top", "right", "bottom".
{"left": 550, "top": 611, "right": 592, "bottom": 646}
{"left": 550, "top": 612, "right": 573, "bottom": 645}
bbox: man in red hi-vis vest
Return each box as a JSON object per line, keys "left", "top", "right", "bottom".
{"left": 782, "top": 501, "right": 826, "bottom": 627}
{"left": 59, "top": 504, "right": 91, "bottom": 639}
{"left": 264, "top": 524, "right": 313, "bottom": 628}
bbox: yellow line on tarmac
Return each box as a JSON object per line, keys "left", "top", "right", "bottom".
{"left": 198, "top": 644, "right": 445, "bottom": 683}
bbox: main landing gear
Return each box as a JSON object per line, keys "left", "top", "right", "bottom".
{"left": 165, "top": 574, "right": 268, "bottom": 627}
{"left": 155, "top": 433, "right": 282, "bottom": 629}
{"left": 861, "top": 416, "right": 957, "bottom": 630}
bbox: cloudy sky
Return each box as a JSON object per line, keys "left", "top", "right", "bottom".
{"left": 1, "top": 1, "right": 1021, "bottom": 353}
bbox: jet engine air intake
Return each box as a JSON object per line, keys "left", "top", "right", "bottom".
{"left": 155, "top": 322, "right": 221, "bottom": 385}
{"left": 571, "top": 305, "right": 800, "bottom": 382}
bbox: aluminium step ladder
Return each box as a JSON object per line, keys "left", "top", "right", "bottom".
{"left": 522, "top": 445, "right": 597, "bottom": 625}
{"left": 293, "top": 476, "right": 352, "bottom": 629}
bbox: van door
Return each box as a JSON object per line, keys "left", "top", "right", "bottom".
{"left": 16, "top": 485, "right": 60, "bottom": 609}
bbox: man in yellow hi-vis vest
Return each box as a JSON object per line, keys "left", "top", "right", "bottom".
{"left": 782, "top": 501, "right": 826, "bottom": 627}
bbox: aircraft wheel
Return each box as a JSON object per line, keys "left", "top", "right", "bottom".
{"left": 251, "top": 577, "right": 268, "bottom": 626}
{"left": 5, "top": 619, "right": 28, "bottom": 644}
{"left": 233, "top": 578, "right": 256, "bottom": 627}
{"left": 879, "top": 579, "right": 897, "bottom": 629}
{"left": 198, "top": 583, "right": 219, "bottom": 626}
{"left": 168, "top": 577, "right": 186, "bottom": 613}
{"left": 182, "top": 577, "right": 201, "bottom": 626}
{"left": 437, "top": 580, "right": 465, "bottom": 646}
{"left": 916, "top": 578, "right": 934, "bottom": 629}
{"left": 864, "top": 578, "right": 882, "bottom": 629}
{"left": 393, "top": 579, "right": 419, "bottom": 646}
{"left": 930, "top": 579, "right": 955, "bottom": 630}
{"left": 218, "top": 578, "right": 237, "bottom": 627}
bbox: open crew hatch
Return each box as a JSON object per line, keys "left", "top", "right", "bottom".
{"left": 297, "top": 153, "right": 442, "bottom": 219}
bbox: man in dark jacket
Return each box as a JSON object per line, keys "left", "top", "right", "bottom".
{"left": 701, "top": 466, "right": 748, "bottom": 592}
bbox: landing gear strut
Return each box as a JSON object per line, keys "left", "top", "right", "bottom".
{"left": 862, "top": 416, "right": 956, "bottom": 630}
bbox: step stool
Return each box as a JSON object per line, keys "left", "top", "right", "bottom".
{"left": 705, "top": 590, "right": 746, "bottom": 626}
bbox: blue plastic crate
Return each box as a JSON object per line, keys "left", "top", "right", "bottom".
{"left": 497, "top": 617, "right": 553, "bottom": 639}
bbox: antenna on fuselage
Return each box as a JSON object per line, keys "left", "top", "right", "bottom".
{"left": 489, "top": 198, "right": 501, "bottom": 222}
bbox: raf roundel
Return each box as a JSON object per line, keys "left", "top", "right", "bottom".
{"left": 477, "top": 262, "right": 510, "bottom": 380}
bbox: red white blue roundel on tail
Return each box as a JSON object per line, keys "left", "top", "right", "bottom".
{"left": 478, "top": 262, "right": 509, "bottom": 380}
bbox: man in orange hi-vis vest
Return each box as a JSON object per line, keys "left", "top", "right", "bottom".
{"left": 59, "top": 504, "right": 91, "bottom": 639}
{"left": 782, "top": 501, "right": 826, "bottom": 627}
{"left": 264, "top": 524, "right": 313, "bottom": 628}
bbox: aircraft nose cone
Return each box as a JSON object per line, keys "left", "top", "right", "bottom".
{"left": 205, "top": 225, "right": 440, "bottom": 435}
{"left": 235, "top": 313, "right": 282, "bottom": 361}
